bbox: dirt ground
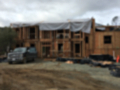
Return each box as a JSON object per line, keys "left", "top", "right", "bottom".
{"left": 0, "top": 61, "right": 120, "bottom": 90}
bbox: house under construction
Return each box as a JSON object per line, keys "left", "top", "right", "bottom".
{"left": 11, "top": 18, "right": 120, "bottom": 59}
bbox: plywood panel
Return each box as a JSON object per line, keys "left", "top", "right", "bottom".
{"left": 24, "top": 42, "right": 30, "bottom": 47}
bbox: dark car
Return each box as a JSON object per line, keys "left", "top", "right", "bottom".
{"left": 7, "top": 47, "right": 37, "bottom": 64}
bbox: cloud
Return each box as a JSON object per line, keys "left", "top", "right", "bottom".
{"left": 0, "top": 0, "right": 120, "bottom": 26}
{"left": 75, "top": 8, "right": 120, "bottom": 25}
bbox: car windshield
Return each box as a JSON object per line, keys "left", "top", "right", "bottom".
{"left": 13, "top": 48, "right": 27, "bottom": 53}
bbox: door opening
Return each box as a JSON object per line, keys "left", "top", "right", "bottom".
{"left": 42, "top": 47, "right": 50, "bottom": 58}
{"left": 75, "top": 44, "right": 80, "bottom": 53}
{"left": 58, "top": 44, "right": 63, "bottom": 52}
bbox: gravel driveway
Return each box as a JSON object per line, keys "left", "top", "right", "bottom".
{"left": 0, "top": 59, "right": 120, "bottom": 88}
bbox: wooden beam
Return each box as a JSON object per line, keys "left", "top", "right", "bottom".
{"left": 82, "top": 33, "right": 85, "bottom": 57}
{"left": 23, "top": 27, "right": 25, "bottom": 39}
{"left": 35, "top": 26, "right": 38, "bottom": 39}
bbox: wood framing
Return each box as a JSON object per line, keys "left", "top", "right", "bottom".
{"left": 11, "top": 18, "right": 120, "bottom": 59}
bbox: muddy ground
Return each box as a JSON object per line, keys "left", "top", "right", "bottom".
{"left": 0, "top": 61, "right": 120, "bottom": 90}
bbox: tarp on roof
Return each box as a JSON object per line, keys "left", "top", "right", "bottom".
{"left": 70, "top": 19, "right": 92, "bottom": 33}
{"left": 11, "top": 18, "right": 92, "bottom": 33}
{"left": 39, "top": 22, "right": 70, "bottom": 31}
{"left": 39, "top": 19, "right": 92, "bottom": 33}
{"left": 95, "top": 22, "right": 105, "bottom": 31}
{"left": 95, "top": 23, "right": 104, "bottom": 27}
{"left": 96, "top": 27, "right": 105, "bottom": 30}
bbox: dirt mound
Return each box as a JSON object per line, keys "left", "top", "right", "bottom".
{"left": 0, "top": 69, "right": 119, "bottom": 90}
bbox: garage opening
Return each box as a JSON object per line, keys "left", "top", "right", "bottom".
{"left": 75, "top": 44, "right": 80, "bottom": 53}
{"left": 30, "top": 27, "right": 35, "bottom": 39}
{"left": 42, "top": 47, "right": 50, "bottom": 57}
{"left": 58, "top": 44, "right": 63, "bottom": 52}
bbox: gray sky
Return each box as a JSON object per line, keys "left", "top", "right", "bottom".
{"left": 0, "top": 0, "right": 120, "bottom": 27}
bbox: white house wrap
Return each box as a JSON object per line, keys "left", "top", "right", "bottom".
{"left": 11, "top": 18, "right": 96, "bottom": 33}
{"left": 39, "top": 22, "right": 70, "bottom": 31}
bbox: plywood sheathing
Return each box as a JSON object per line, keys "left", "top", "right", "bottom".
{"left": 12, "top": 18, "right": 120, "bottom": 59}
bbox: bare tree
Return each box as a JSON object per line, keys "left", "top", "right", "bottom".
{"left": 112, "top": 16, "right": 120, "bottom": 25}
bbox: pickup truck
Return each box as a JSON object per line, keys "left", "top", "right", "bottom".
{"left": 7, "top": 47, "right": 37, "bottom": 64}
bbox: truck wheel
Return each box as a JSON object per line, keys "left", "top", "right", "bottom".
{"left": 23, "top": 58, "right": 27, "bottom": 64}
{"left": 32, "top": 58, "right": 35, "bottom": 62}
{"left": 8, "top": 61, "right": 13, "bottom": 64}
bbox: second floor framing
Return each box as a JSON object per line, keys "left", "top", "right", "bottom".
{"left": 11, "top": 18, "right": 95, "bottom": 41}
{"left": 14, "top": 26, "right": 87, "bottom": 41}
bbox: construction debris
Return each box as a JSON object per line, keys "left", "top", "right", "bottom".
{"left": 89, "top": 54, "right": 115, "bottom": 62}
{"left": 91, "top": 60, "right": 114, "bottom": 67}
{"left": 109, "top": 64, "right": 120, "bottom": 77}
{"left": 66, "top": 61, "right": 73, "bottom": 64}
{"left": 56, "top": 54, "right": 116, "bottom": 68}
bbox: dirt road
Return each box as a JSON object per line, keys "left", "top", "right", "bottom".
{"left": 0, "top": 61, "right": 120, "bottom": 90}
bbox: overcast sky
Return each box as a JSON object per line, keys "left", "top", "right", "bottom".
{"left": 0, "top": 0, "right": 120, "bottom": 27}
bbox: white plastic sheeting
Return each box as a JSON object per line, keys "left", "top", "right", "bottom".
{"left": 70, "top": 19, "right": 92, "bottom": 33}
{"left": 96, "top": 27, "right": 105, "bottom": 30}
{"left": 39, "top": 22, "right": 70, "bottom": 31}
{"left": 11, "top": 18, "right": 93, "bottom": 33}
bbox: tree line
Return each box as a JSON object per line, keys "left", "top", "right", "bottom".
{"left": 0, "top": 27, "right": 17, "bottom": 55}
